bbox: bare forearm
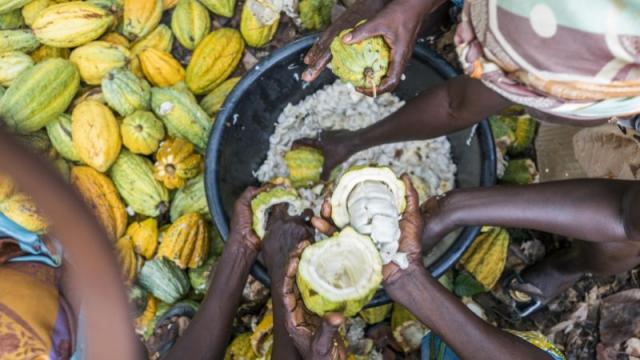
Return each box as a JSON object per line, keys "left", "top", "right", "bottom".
{"left": 270, "top": 274, "right": 303, "bottom": 360}
{"left": 350, "top": 77, "right": 510, "bottom": 152}
{"left": 386, "top": 266, "right": 551, "bottom": 360}
{"left": 441, "top": 180, "right": 640, "bottom": 243}
{"left": 164, "top": 240, "right": 256, "bottom": 360}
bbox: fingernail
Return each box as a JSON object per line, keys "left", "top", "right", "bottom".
{"left": 342, "top": 34, "right": 352, "bottom": 42}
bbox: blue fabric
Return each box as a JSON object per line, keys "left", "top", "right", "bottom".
{"left": 0, "top": 212, "right": 62, "bottom": 267}
{"left": 421, "top": 332, "right": 459, "bottom": 360}
{"left": 451, "top": 0, "right": 464, "bottom": 8}
{"left": 420, "top": 333, "right": 565, "bottom": 360}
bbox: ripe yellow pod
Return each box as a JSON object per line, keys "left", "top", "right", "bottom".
{"left": 185, "top": 28, "right": 244, "bottom": 94}
{"left": 122, "top": 0, "right": 163, "bottom": 41}
{"left": 32, "top": 2, "right": 113, "bottom": 48}
{"left": 101, "top": 32, "right": 131, "bottom": 47}
{"left": 0, "top": 192, "right": 49, "bottom": 233}
{"left": 127, "top": 218, "right": 158, "bottom": 259}
{"left": 70, "top": 165, "right": 128, "bottom": 240}
{"left": 71, "top": 100, "right": 122, "bottom": 172}
{"left": 240, "top": 0, "right": 279, "bottom": 48}
{"left": 70, "top": 41, "right": 131, "bottom": 85}
{"left": 31, "top": 45, "right": 70, "bottom": 63}
{"left": 171, "top": 0, "right": 211, "bottom": 50}
{"left": 139, "top": 48, "right": 185, "bottom": 87}
{"left": 0, "top": 51, "right": 33, "bottom": 87}
{"left": 162, "top": 0, "right": 178, "bottom": 9}
{"left": 22, "top": 0, "right": 51, "bottom": 27}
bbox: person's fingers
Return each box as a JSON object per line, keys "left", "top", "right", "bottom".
{"left": 321, "top": 199, "right": 332, "bottom": 219}
{"left": 401, "top": 174, "right": 420, "bottom": 216}
{"left": 270, "top": 203, "right": 290, "bottom": 219}
{"left": 311, "top": 313, "right": 346, "bottom": 356}
{"left": 343, "top": 20, "right": 381, "bottom": 44}
{"left": 311, "top": 216, "right": 337, "bottom": 235}
{"left": 302, "top": 51, "right": 332, "bottom": 82}
{"left": 237, "top": 186, "right": 260, "bottom": 207}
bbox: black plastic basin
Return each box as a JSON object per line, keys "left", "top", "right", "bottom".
{"left": 205, "top": 34, "right": 496, "bottom": 306}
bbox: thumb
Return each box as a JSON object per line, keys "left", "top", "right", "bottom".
{"left": 312, "top": 313, "right": 345, "bottom": 356}
{"left": 342, "top": 21, "right": 380, "bottom": 44}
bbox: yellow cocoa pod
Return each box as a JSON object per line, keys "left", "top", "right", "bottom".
{"left": 139, "top": 48, "right": 185, "bottom": 87}
{"left": 135, "top": 295, "right": 158, "bottom": 336}
{"left": 185, "top": 28, "right": 244, "bottom": 95}
{"left": 71, "top": 100, "right": 122, "bottom": 172}
{"left": 116, "top": 235, "right": 138, "bottom": 283}
{"left": 32, "top": 2, "right": 113, "bottom": 48}
{"left": 240, "top": 0, "right": 279, "bottom": 48}
{"left": 154, "top": 137, "right": 202, "bottom": 189}
{"left": 163, "top": 0, "right": 178, "bottom": 8}
{"left": 69, "top": 41, "right": 131, "bottom": 85}
{"left": 129, "top": 24, "right": 173, "bottom": 77}
{"left": 0, "top": 59, "right": 79, "bottom": 134}
{"left": 22, "top": 0, "right": 50, "bottom": 27}
{"left": 122, "top": 0, "right": 162, "bottom": 41}
{"left": 71, "top": 87, "right": 106, "bottom": 110}
{"left": 199, "top": 76, "right": 240, "bottom": 116}
{"left": 250, "top": 305, "right": 273, "bottom": 357}
{"left": 459, "top": 227, "right": 509, "bottom": 290}
{"left": 157, "top": 212, "right": 209, "bottom": 269}
{"left": 0, "top": 0, "right": 32, "bottom": 15}
{"left": 31, "top": 45, "right": 70, "bottom": 63}
{"left": 101, "top": 32, "right": 131, "bottom": 47}
{"left": 200, "top": 0, "right": 235, "bottom": 17}
{"left": 0, "top": 192, "right": 49, "bottom": 233}
{"left": 0, "top": 51, "right": 33, "bottom": 87}
{"left": 127, "top": 218, "right": 158, "bottom": 259}
{"left": 130, "top": 24, "right": 174, "bottom": 55}
{"left": 330, "top": 23, "right": 390, "bottom": 90}
{"left": 171, "top": 0, "right": 210, "bottom": 50}
{"left": 0, "top": 175, "right": 15, "bottom": 202}
{"left": 70, "top": 166, "right": 128, "bottom": 240}
{"left": 0, "top": 29, "right": 40, "bottom": 53}
{"left": 224, "top": 333, "right": 258, "bottom": 360}
{"left": 121, "top": 110, "right": 165, "bottom": 155}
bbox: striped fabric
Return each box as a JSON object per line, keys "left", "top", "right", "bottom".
{"left": 455, "top": 0, "right": 640, "bottom": 120}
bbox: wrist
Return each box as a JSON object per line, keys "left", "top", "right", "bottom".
{"left": 226, "top": 235, "right": 259, "bottom": 259}
{"left": 384, "top": 263, "right": 428, "bottom": 295}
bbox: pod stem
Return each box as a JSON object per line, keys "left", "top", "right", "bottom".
{"left": 364, "top": 67, "right": 377, "bottom": 98}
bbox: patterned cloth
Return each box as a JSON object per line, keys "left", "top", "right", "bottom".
{"left": 0, "top": 214, "right": 74, "bottom": 360}
{"left": 455, "top": 0, "right": 640, "bottom": 121}
{"left": 421, "top": 330, "right": 566, "bottom": 360}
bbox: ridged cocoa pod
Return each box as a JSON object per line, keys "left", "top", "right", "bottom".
{"left": 122, "top": 0, "right": 162, "bottom": 41}
{"left": 185, "top": 28, "right": 244, "bottom": 95}
{"left": 32, "top": 2, "right": 113, "bottom": 48}
{"left": 0, "top": 58, "right": 79, "bottom": 133}
{"left": 171, "top": 0, "right": 211, "bottom": 50}
{"left": 71, "top": 100, "right": 122, "bottom": 172}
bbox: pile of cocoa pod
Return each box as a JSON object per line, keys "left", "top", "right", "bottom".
{"left": 0, "top": 0, "right": 339, "bottom": 355}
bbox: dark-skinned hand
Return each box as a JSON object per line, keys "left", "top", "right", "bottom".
{"left": 262, "top": 203, "right": 314, "bottom": 278}
{"left": 302, "top": 0, "right": 385, "bottom": 84}
{"left": 281, "top": 241, "right": 348, "bottom": 360}
{"left": 420, "top": 193, "right": 455, "bottom": 252}
{"left": 382, "top": 174, "right": 424, "bottom": 283}
{"left": 293, "top": 129, "right": 356, "bottom": 181}
{"left": 302, "top": 0, "right": 432, "bottom": 96}
{"left": 227, "top": 187, "right": 262, "bottom": 252}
